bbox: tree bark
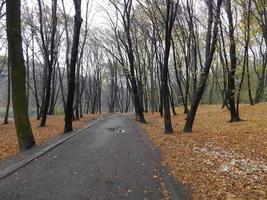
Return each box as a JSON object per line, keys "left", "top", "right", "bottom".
{"left": 225, "top": 0, "right": 240, "bottom": 122}
{"left": 3, "top": 59, "right": 10, "bottom": 125}
{"left": 39, "top": 0, "right": 58, "bottom": 127}
{"left": 6, "top": 0, "right": 35, "bottom": 150}
{"left": 183, "top": 0, "right": 223, "bottom": 133}
{"left": 161, "top": 0, "right": 178, "bottom": 133}
{"left": 64, "top": 0, "right": 83, "bottom": 133}
{"left": 110, "top": 0, "right": 145, "bottom": 123}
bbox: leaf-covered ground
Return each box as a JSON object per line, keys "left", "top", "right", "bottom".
{"left": 0, "top": 114, "right": 101, "bottom": 160}
{"left": 138, "top": 103, "right": 267, "bottom": 200}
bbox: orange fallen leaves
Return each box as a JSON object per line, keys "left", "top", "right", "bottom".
{"left": 138, "top": 103, "right": 267, "bottom": 200}
{"left": 0, "top": 114, "right": 101, "bottom": 160}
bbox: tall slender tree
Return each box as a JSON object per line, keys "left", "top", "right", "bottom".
{"left": 64, "top": 0, "right": 83, "bottom": 133}
{"left": 6, "top": 0, "right": 35, "bottom": 150}
{"left": 162, "top": 0, "right": 178, "bottom": 133}
{"left": 3, "top": 57, "right": 10, "bottom": 125}
{"left": 38, "top": 0, "right": 58, "bottom": 127}
{"left": 224, "top": 0, "right": 240, "bottom": 122}
{"left": 183, "top": 0, "right": 223, "bottom": 132}
{"left": 110, "top": 0, "right": 145, "bottom": 123}
{"left": 253, "top": 0, "right": 267, "bottom": 103}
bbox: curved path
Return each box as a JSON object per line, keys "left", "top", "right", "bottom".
{"left": 0, "top": 115, "right": 188, "bottom": 200}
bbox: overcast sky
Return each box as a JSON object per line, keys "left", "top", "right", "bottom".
{"left": 63, "top": 0, "right": 113, "bottom": 29}
{"left": 24, "top": 0, "right": 113, "bottom": 29}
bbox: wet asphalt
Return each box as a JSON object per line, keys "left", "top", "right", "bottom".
{"left": 0, "top": 114, "right": 188, "bottom": 200}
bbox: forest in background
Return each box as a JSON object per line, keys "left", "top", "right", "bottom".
{"left": 1, "top": 0, "right": 266, "bottom": 149}
{"left": 1, "top": 1, "right": 267, "bottom": 199}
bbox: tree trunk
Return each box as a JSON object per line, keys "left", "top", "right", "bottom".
{"left": 64, "top": 0, "right": 83, "bottom": 133}
{"left": 162, "top": 0, "right": 178, "bottom": 133}
{"left": 172, "top": 38, "right": 188, "bottom": 113}
{"left": 39, "top": 0, "right": 58, "bottom": 127}
{"left": 244, "top": 0, "right": 253, "bottom": 105}
{"left": 253, "top": 0, "right": 267, "bottom": 103}
{"left": 31, "top": 25, "right": 41, "bottom": 120}
{"left": 225, "top": 0, "right": 240, "bottom": 122}
{"left": 3, "top": 60, "right": 11, "bottom": 125}
{"left": 110, "top": 0, "right": 145, "bottom": 122}
{"left": 6, "top": 0, "right": 35, "bottom": 150}
{"left": 183, "top": 0, "right": 223, "bottom": 133}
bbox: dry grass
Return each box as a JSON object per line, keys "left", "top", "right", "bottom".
{"left": 138, "top": 103, "right": 267, "bottom": 200}
{"left": 0, "top": 114, "right": 101, "bottom": 160}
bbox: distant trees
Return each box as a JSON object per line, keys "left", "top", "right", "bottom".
{"left": 109, "top": 0, "right": 145, "bottom": 123}
{"left": 100, "top": 0, "right": 266, "bottom": 132}
{"left": 6, "top": 0, "right": 35, "bottom": 150}
{"left": 1, "top": 0, "right": 267, "bottom": 150}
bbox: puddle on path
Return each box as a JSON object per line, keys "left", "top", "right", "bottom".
{"left": 107, "top": 126, "right": 126, "bottom": 134}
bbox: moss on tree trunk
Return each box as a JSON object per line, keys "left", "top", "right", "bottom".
{"left": 6, "top": 0, "right": 35, "bottom": 150}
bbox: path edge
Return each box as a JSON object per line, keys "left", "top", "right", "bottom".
{"left": 0, "top": 118, "right": 102, "bottom": 180}
{"left": 130, "top": 116, "right": 190, "bottom": 200}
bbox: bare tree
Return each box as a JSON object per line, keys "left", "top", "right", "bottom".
{"left": 109, "top": 0, "right": 145, "bottom": 122}
{"left": 183, "top": 0, "right": 223, "bottom": 133}
{"left": 64, "top": 0, "right": 83, "bottom": 133}
{"left": 253, "top": 0, "right": 267, "bottom": 103}
{"left": 37, "top": 0, "right": 58, "bottom": 127}
{"left": 225, "top": 0, "right": 240, "bottom": 122}
{"left": 161, "top": 0, "right": 178, "bottom": 133}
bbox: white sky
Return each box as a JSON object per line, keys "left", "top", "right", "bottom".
{"left": 61, "top": 0, "right": 113, "bottom": 29}
{"left": 24, "top": 0, "right": 113, "bottom": 29}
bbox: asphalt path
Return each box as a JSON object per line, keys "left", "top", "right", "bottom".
{"left": 0, "top": 114, "right": 188, "bottom": 200}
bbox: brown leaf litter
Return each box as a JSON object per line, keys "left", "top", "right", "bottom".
{"left": 138, "top": 103, "right": 267, "bottom": 200}
{"left": 0, "top": 114, "right": 102, "bottom": 160}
